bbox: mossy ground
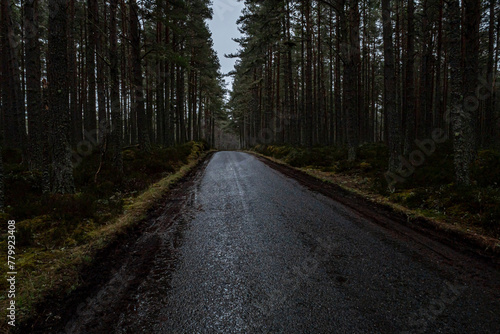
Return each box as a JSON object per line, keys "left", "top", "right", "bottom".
{"left": 252, "top": 144, "right": 500, "bottom": 240}
{"left": 0, "top": 141, "right": 209, "bottom": 332}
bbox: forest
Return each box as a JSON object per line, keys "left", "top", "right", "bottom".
{"left": 0, "top": 0, "right": 225, "bottom": 208}
{"left": 1, "top": 0, "right": 500, "bottom": 331}
{"left": 229, "top": 0, "right": 499, "bottom": 186}
{"left": 1, "top": 0, "right": 498, "bottom": 226}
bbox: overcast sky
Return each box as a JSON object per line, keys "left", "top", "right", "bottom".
{"left": 208, "top": 0, "right": 245, "bottom": 91}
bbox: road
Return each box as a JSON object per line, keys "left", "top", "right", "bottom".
{"left": 62, "top": 151, "right": 500, "bottom": 334}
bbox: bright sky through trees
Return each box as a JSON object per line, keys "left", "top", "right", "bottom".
{"left": 207, "top": 0, "right": 245, "bottom": 90}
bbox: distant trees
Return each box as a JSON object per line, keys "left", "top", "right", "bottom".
{"left": 230, "top": 0, "right": 500, "bottom": 186}
{"left": 0, "top": 0, "right": 224, "bottom": 196}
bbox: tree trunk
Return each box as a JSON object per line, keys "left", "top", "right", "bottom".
{"left": 484, "top": 0, "right": 495, "bottom": 147}
{"left": 155, "top": 7, "right": 164, "bottom": 145}
{"left": 382, "top": 0, "right": 401, "bottom": 173}
{"left": 25, "top": 0, "right": 43, "bottom": 170}
{"left": 177, "top": 61, "right": 187, "bottom": 144}
{"left": 418, "top": 0, "right": 431, "bottom": 138}
{"left": 1, "top": 0, "right": 26, "bottom": 151}
{"left": 346, "top": 0, "right": 360, "bottom": 161}
{"left": 463, "top": 0, "right": 480, "bottom": 153}
{"left": 433, "top": 0, "right": 444, "bottom": 130}
{"left": 96, "top": 0, "right": 107, "bottom": 145}
{"left": 334, "top": 13, "right": 342, "bottom": 145}
{"left": 304, "top": 0, "right": 313, "bottom": 147}
{"left": 448, "top": 0, "right": 470, "bottom": 186}
{"left": 109, "top": 0, "right": 123, "bottom": 172}
{"left": 130, "top": 0, "right": 151, "bottom": 151}
{"left": 86, "top": 0, "right": 97, "bottom": 138}
{"left": 68, "top": 0, "right": 81, "bottom": 146}
{"left": 48, "top": 0, "right": 75, "bottom": 194}
{"left": 404, "top": 0, "right": 416, "bottom": 155}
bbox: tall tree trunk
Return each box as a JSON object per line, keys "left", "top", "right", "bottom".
{"left": 155, "top": 6, "right": 164, "bottom": 145}
{"left": 177, "top": 60, "right": 187, "bottom": 143}
{"left": 448, "top": 0, "right": 470, "bottom": 185}
{"left": 25, "top": 0, "right": 43, "bottom": 170}
{"left": 346, "top": 0, "right": 360, "bottom": 161}
{"left": 130, "top": 0, "right": 151, "bottom": 151}
{"left": 48, "top": 0, "right": 75, "bottom": 194}
{"left": 187, "top": 64, "right": 194, "bottom": 141}
{"left": 169, "top": 52, "right": 176, "bottom": 145}
{"left": 165, "top": 13, "right": 174, "bottom": 146}
{"left": 41, "top": 80, "right": 50, "bottom": 193}
{"left": 80, "top": 18, "right": 88, "bottom": 144}
{"left": 120, "top": 0, "right": 129, "bottom": 145}
{"left": 382, "top": 0, "right": 401, "bottom": 173}
{"left": 96, "top": 0, "right": 107, "bottom": 145}
{"left": 334, "top": 12, "right": 342, "bottom": 145}
{"left": 68, "top": 0, "right": 81, "bottom": 146}
{"left": 433, "top": 0, "right": 444, "bottom": 130}
{"left": 418, "top": 0, "right": 431, "bottom": 138}
{"left": 109, "top": 0, "right": 122, "bottom": 172}
{"left": 1, "top": 0, "right": 26, "bottom": 151}
{"left": 463, "top": 0, "right": 480, "bottom": 153}
{"left": 304, "top": 0, "right": 313, "bottom": 147}
{"left": 197, "top": 80, "right": 203, "bottom": 141}
{"left": 86, "top": 0, "right": 97, "bottom": 138}
{"left": 284, "top": 1, "right": 296, "bottom": 145}
{"left": 145, "top": 59, "right": 153, "bottom": 143}
{"left": 404, "top": 0, "right": 416, "bottom": 155}
{"left": 484, "top": 0, "right": 496, "bottom": 147}
{"left": 328, "top": 6, "right": 334, "bottom": 144}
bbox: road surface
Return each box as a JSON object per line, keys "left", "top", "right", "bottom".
{"left": 62, "top": 151, "right": 500, "bottom": 333}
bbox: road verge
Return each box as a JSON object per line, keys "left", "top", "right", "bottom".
{"left": 249, "top": 151, "right": 500, "bottom": 263}
{"left": 5, "top": 150, "right": 214, "bottom": 334}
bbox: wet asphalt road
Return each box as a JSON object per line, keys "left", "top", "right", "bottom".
{"left": 65, "top": 151, "right": 500, "bottom": 333}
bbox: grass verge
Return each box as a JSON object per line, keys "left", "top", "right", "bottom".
{"left": 249, "top": 145, "right": 500, "bottom": 257}
{"left": 0, "top": 146, "right": 213, "bottom": 333}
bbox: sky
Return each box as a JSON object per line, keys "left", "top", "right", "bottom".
{"left": 207, "top": 0, "right": 245, "bottom": 92}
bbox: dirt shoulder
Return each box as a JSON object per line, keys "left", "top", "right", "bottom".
{"left": 10, "top": 151, "right": 214, "bottom": 334}
{"left": 250, "top": 151, "right": 500, "bottom": 264}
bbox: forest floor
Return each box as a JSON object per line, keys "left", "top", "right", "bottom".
{"left": 250, "top": 144, "right": 500, "bottom": 259}
{"left": 0, "top": 142, "right": 212, "bottom": 333}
